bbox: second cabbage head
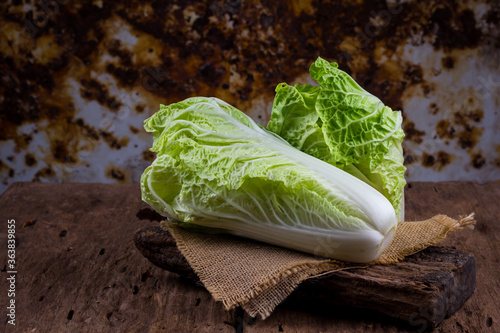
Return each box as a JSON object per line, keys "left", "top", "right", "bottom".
{"left": 267, "top": 57, "right": 406, "bottom": 221}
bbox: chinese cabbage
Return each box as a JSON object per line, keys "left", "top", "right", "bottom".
{"left": 267, "top": 57, "right": 406, "bottom": 220}
{"left": 141, "top": 97, "right": 398, "bottom": 263}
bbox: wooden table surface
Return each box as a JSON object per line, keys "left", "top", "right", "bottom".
{"left": 0, "top": 181, "right": 498, "bottom": 332}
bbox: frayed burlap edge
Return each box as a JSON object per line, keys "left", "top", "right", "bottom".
{"left": 236, "top": 260, "right": 343, "bottom": 318}
{"left": 373, "top": 213, "right": 476, "bottom": 264}
{"left": 165, "top": 222, "right": 345, "bottom": 318}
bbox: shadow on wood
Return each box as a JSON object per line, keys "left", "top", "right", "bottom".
{"left": 134, "top": 226, "right": 476, "bottom": 330}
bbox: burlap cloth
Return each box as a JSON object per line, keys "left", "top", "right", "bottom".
{"left": 162, "top": 213, "right": 475, "bottom": 319}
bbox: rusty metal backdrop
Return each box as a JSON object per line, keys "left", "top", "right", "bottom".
{"left": 1, "top": 0, "right": 499, "bottom": 194}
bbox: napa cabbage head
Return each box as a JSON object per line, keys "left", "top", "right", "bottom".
{"left": 141, "top": 96, "right": 398, "bottom": 263}
{"left": 267, "top": 57, "right": 406, "bottom": 221}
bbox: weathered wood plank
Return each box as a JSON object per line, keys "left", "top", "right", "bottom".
{"left": 0, "top": 182, "right": 498, "bottom": 332}
{"left": 134, "top": 226, "right": 475, "bottom": 329}
{"left": 0, "top": 182, "right": 238, "bottom": 333}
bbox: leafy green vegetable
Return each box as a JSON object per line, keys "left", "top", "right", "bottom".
{"left": 141, "top": 97, "right": 398, "bottom": 263}
{"left": 267, "top": 57, "right": 406, "bottom": 220}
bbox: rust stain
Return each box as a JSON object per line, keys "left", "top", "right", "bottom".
{"left": 106, "top": 165, "right": 130, "bottom": 183}
{"left": 494, "top": 144, "right": 500, "bottom": 168}
{"left": 403, "top": 64, "right": 424, "bottom": 85}
{"left": 0, "top": 0, "right": 499, "bottom": 188}
{"left": 403, "top": 150, "right": 418, "bottom": 165}
{"left": 435, "top": 109, "right": 485, "bottom": 151}
{"left": 457, "top": 126, "right": 483, "bottom": 151}
{"left": 80, "top": 79, "right": 122, "bottom": 111}
{"left": 135, "top": 104, "right": 145, "bottom": 113}
{"left": 436, "top": 119, "right": 454, "bottom": 139}
{"left": 33, "top": 166, "right": 56, "bottom": 182}
{"left": 0, "top": 160, "right": 14, "bottom": 184}
{"left": 52, "top": 140, "right": 77, "bottom": 164}
{"left": 429, "top": 102, "right": 439, "bottom": 115}
{"left": 441, "top": 56, "right": 454, "bottom": 69}
{"left": 403, "top": 120, "right": 426, "bottom": 144}
{"left": 421, "top": 150, "right": 454, "bottom": 171}
{"left": 435, "top": 150, "right": 454, "bottom": 171}
{"left": 100, "top": 132, "right": 130, "bottom": 150}
{"left": 106, "top": 39, "right": 138, "bottom": 86}
{"left": 470, "top": 151, "right": 486, "bottom": 169}
{"left": 421, "top": 152, "right": 435, "bottom": 168}
{"left": 142, "top": 149, "right": 155, "bottom": 162}
{"left": 129, "top": 125, "right": 140, "bottom": 134}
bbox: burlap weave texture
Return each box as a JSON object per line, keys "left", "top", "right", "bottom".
{"left": 164, "top": 213, "right": 475, "bottom": 319}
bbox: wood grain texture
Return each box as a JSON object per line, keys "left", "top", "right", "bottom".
{"left": 0, "top": 182, "right": 498, "bottom": 332}
{"left": 0, "top": 183, "right": 238, "bottom": 333}
{"left": 134, "top": 226, "right": 476, "bottom": 329}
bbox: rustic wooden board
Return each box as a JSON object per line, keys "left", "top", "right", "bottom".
{"left": 0, "top": 183, "right": 239, "bottom": 333}
{"left": 244, "top": 182, "right": 500, "bottom": 333}
{"left": 134, "top": 226, "right": 476, "bottom": 329}
{"left": 0, "top": 182, "right": 499, "bottom": 332}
